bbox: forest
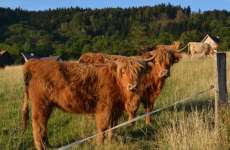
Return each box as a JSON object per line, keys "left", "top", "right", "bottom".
{"left": 0, "top": 4, "right": 230, "bottom": 63}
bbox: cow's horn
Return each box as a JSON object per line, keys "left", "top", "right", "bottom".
{"left": 21, "top": 53, "right": 28, "bottom": 62}
{"left": 144, "top": 55, "right": 155, "bottom": 62}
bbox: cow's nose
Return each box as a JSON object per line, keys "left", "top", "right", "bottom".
{"left": 160, "top": 69, "right": 169, "bottom": 78}
{"left": 128, "top": 82, "right": 137, "bottom": 91}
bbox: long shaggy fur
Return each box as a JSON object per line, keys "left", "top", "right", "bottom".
{"left": 79, "top": 53, "right": 152, "bottom": 120}
{"left": 22, "top": 60, "right": 131, "bottom": 150}
{"left": 156, "top": 41, "right": 181, "bottom": 51}
{"left": 79, "top": 48, "right": 182, "bottom": 125}
{"left": 134, "top": 48, "right": 182, "bottom": 124}
{"left": 80, "top": 53, "right": 146, "bottom": 83}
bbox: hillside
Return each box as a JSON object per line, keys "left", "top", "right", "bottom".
{"left": 1, "top": 56, "right": 230, "bottom": 149}
{"left": 0, "top": 4, "right": 230, "bottom": 63}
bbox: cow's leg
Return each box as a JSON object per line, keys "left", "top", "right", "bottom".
{"left": 128, "top": 112, "right": 133, "bottom": 121}
{"left": 145, "top": 104, "right": 153, "bottom": 125}
{"left": 126, "top": 96, "right": 139, "bottom": 126}
{"left": 95, "top": 105, "right": 111, "bottom": 144}
{"left": 145, "top": 89, "right": 162, "bottom": 125}
{"left": 124, "top": 101, "right": 133, "bottom": 122}
{"left": 127, "top": 112, "right": 135, "bottom": 126}
{"left": 31, "top": 99, "right": 53, "bottom": 150}
{"left": 108, "top": 125, "right": 113, "bottom": 144}
{"left": 108, "top": 116, "right": 119, "bottom": 143}
{"left": 145, "top": 94, "right": 157, "bottom": 125}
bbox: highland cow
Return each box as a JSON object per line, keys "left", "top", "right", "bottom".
{"left": 21, "top": 59, "right": 152, "bottom": 150}
{"left": 79, "top": 54, "right": 154, "bottom": 121}
{"left": 136, "top": 48, "right": 181, "bottom": 124}
{"left": 79, "top": 48, "right": 182, "bottom": 125}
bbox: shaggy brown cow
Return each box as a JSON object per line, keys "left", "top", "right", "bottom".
{"left": 137, "top": 48, "right": 181, "bottom": 124}
{"left": 79, "top": 53, "right": 154, "bottom": 121}
{"left": 21, "top": 59, "right": 151, "bottom": 150}
{"left": 79, "top": 49, "right": 181, "bottom": 125}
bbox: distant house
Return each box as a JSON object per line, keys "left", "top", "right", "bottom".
{"left": 0, "top": 50, "right": 14, "bottom": 68}
{"left": 201, "top": 34, "right": 220, "bottom": 50}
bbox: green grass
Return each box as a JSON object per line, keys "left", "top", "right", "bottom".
{"left": 1, "top": 56, "right": 230, "bottom": 150}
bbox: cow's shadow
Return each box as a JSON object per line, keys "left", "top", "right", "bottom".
{"left": 163, "top": 98, "right": 214, "bottom": 113}
{"left": 116, "top": 98, "right": 214, "bottom": 144}
{"left": 46, "top": 98, "right": 215, "bottom": 148}
{"left": 116, "top": 125, "right": 156, "bottom": 143}
{"left": 46, "top": 136, "right": 95, "bottom": 150}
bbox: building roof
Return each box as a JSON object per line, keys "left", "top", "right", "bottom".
{"left": 201, "top": 34, "right": 220, "bottom": 43}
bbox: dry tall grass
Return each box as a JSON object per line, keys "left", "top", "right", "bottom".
{"left": 0, "top": 56, "right": 230, "bottom": 150}
{"left": 157, "top": 111, "right": 228, "bottom": 150}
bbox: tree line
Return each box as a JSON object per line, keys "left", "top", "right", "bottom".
{"left": 0, "top": 4, "right": 230, "bottom": 63}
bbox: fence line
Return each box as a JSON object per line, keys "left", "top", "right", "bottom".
{"left": 57, "top": 85, "right": 214, "bottom": 150}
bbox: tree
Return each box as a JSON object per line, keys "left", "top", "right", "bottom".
{"left": 128, "top": 22, "right": 150, "bottom": 50}
{"left": 0, "top": 5, "right": 230, "bottom": 63}
{"left": 179, "top": 30, "right": 202, "bottom": 47}
{"left": 176, "top": 10, "right": 187, "bottom": 21}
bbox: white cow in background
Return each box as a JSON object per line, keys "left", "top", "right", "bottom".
{"left": 188, "top": 42, "right": 216, "bottom": 57}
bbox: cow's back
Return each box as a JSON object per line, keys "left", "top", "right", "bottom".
{"left": 59, "top": 61, "right": 123, "bottom": 113}
{"left": 188, "top": 42, "right": 211, "bottom": 56}
{"left": 24, "top": 60, "right": 122, "bottom": 114}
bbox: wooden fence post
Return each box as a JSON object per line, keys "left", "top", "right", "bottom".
{"left": 215, "top": 52, "right": 228, "bottom": 128}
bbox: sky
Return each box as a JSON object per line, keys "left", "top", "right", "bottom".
{"left": 0, "top": 0, "right": 230, "bottom": 11}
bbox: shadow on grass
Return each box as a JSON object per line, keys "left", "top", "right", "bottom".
{"left": 34, "top": 98, "right": 215, "bottom": 149}
{"left": 111, "top": 98, "right": 214, "bottom": 146}
{"left": 154, "top": 98, "right": 214, "bottom": 115}
{"left": 112, "top": 98, "right": 215, "bottom": 145}
{"left": 46, "top": 135, "right": 95, "bottom": 149}
{"left": 172, "top": 98, "right": 213, "bottom": 112}
{"left": 18, "top": 140, "right": 35, "bottom": 150}
{"left": 48, "top": 124, "right": 156, "bottom": 149}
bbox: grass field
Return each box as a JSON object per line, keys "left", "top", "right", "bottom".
{"left": 1, "top": 56, "right": 230, "bottom": 150}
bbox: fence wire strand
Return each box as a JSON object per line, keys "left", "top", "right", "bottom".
{"left": 57, "top": 85, "right": 214, "bottom": 150}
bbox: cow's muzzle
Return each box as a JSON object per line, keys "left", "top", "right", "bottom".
{"left": 160, "top": 69, "right": 170, "bottom": 78}
{"left": 128, "top": 81, "right": 137, "bottom": 91}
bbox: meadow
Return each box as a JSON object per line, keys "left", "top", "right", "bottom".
{"left": 1, "top": 55, "right": 230, "bottom": 150}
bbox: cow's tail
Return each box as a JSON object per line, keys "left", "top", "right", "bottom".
{"left": 21, "top": 64, "right": 31, "bottom": 132}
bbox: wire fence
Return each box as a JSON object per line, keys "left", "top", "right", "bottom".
{"left": 57, "top": 53, "right": 230, "bottom": 150}
{"left": 57, "top": 85, "right": 215, "bottom": 150}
